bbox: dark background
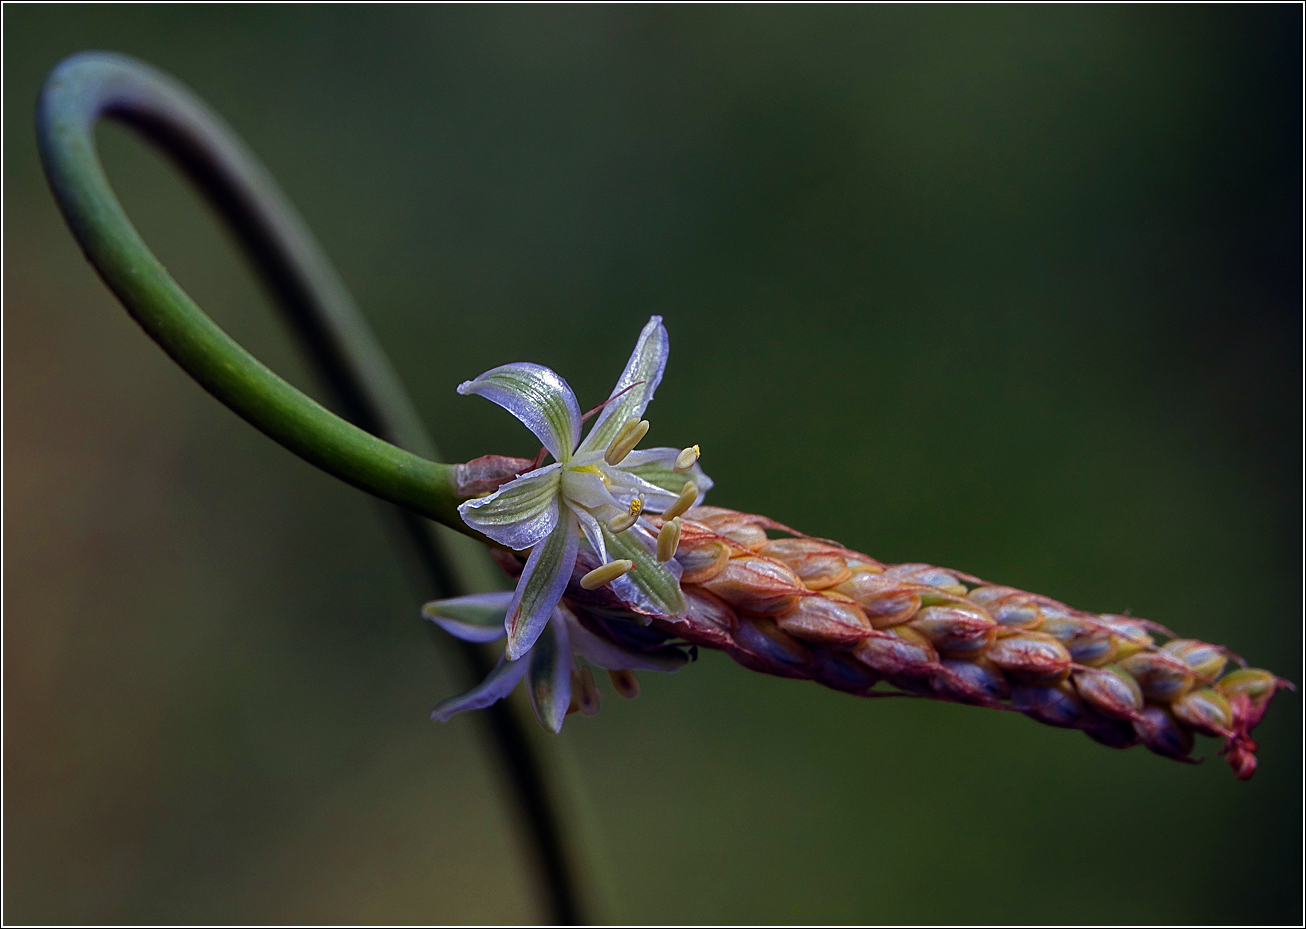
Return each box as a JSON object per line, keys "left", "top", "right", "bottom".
{"left": 5, "top": 5, "right": 1301, "bottom": 923}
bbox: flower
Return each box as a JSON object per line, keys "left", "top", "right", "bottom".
{"left": 454, "top": 316, "right": 713, "bottom": 660}
{"left": 423, "top": 592, "right": 689, "bottom": 732}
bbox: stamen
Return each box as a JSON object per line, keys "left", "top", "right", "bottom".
{"left": 628, "top": 495, "right": 645, "bottom": 517}
{"left": 577, "top": 666, "right": 601, "bottom": 715}
{"left": 604, "top": 417, "right": 650, "bottom": 465}
{"left": 580, "top": 559, "right": 635, "bottom": 589}
{"left": 607, "top": 511, "right": 638, "bottom": 533}
{"left": 608, "top": 669, "right": 641, "bottom": 699}
{"left": 657, "top": 516, "right": 682, "bottom": 562}
{"left": 673, "top": 444, "right": 700, "bottom": 473}
{"left": 661, "top": 481, "right": 698, "bottom": 520}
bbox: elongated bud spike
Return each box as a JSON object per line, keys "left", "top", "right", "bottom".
{"left": 604, "top": 417, "right": 650, "bottom": 465}
{"left": 607, "top": 512, "right": 638, "bottom": 533}
{"left": 608, "top": 668, "right": 641, "bottom": 699}
{"left": 657, "top": 517, "right": 682, "bottom": 562}
{"left": 581, "top": 559, "right": 635, "bottom": 589}
{"left": 673, "top": 444, "right": 701, "bottom": 472}
{"left": 662, "top": 481, "right": 698, "bottom": 520}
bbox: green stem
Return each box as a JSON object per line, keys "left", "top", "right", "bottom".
{"left": 38, "top": 51, "right": 584, "bottom": 924}
{"left": 38, "top": 51, "right": 472, "bottom": 532}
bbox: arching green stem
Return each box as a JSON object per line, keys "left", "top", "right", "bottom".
{"left": 37, "top": 51, "right": 585, "bottom": 924}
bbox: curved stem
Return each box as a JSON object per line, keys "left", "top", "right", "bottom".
{"left": 37, "top": 51, "right": 584, "bottom": 924}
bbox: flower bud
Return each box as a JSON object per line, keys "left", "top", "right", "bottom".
{"left": 853, "top": 626, "right": 938, "bottom": 677}
{"left": 1132, "top": 705, "right": 1196, "bottom": 761}
{"left": 1039, "top": 614, "right": 1118, "bottom": 667}
{"left": 1010, "top": 682, "right": 1086, "bottom": 728}
{"left": 684, "top": 509, "right": 769, "bottom": 549}
{"left": 908, "top": 606, "right": 997, "bottom": 659}
{"left": 1117, "top": 651, "right": 1195, "bottom": 703}
{"left": 774, "top": 593, "right": 873, "bottom": 643}
{"left": 1072, "top": 665, "right": 1143, "bottom": 720}
{"left": 1215, "top": 667, "right": 1279, "bottom": 700}
{"left": 1171, "top": 687, "right": 1233, "bottom": 736}
{"left": 1161, "top": 639, "right": 1228, "bottom": 680}
{"left": 675, "top": 532, "right": 731, "bottom": 584}
{"left": 758, "top": 538, "right": 853, "bottom": 591}
{"left": 1082, "top": 715, "right": 1140, "bottom": 749}
{"left": 698, "top": 555, "right": 805, "bottom": 614}
{"left": 733, "top": 616, "right": 812, "bottom": 674}
{"left": 831, "top": 570, "right": 922, "bottom": 628}
{"left": 1099, "top": 615, "right": 1154, "bottom": 659}
{"left": 933, "top": 657, "right": 1010, "bottom": 703}
{"left": 814, "top": 647, "right": 881, "bottom": 693}
{"left": 986, "top": 632, "right": 1072, "bottom": 685}
{"left": 884, "top": 563, "right": 968, "bottom": 595}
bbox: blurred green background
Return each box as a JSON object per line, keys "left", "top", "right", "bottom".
{"left": 5, "top": 5, "right": 1300, "bottom": 924}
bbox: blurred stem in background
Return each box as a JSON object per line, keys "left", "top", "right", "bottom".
{"left": 37, "top": 51, "right": 586, "bottom": 924}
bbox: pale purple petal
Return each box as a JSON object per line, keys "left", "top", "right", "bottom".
{"left": 430, "top": 654, "right": 528, "bottom": 722}
{"left": 527, "top": 611, "right": 573, "bottom": 733}
{"left": 566, "top": 500, "right": 610, "bottom": 564}
{"left": 560, "top": 468, "right": 622, "bottom": 511}
{"left": 575, "top": 316, "right": 669, "bottom": 456}
{"left": 619, "top": 447, "right": 715, "bottom": 503}
{"left": 602, "top": 466, "right": 681, "bottom": 513}
{"left": 458, "top": 464, "right": 561, "bottom": 549}
{"left": 422, "top": 592, "right": 513, "bottom": 643}
{"left": 565, "top": 614, "right": 689, "bottom": 673}
{"left": 601, "top": 521, "right": 685, "bottom": 617}
{"left": 458, "top": 362, "right": 581, "bottom": 462}
{"left": 505, "top": 511, "right": 580, "bottom": 660}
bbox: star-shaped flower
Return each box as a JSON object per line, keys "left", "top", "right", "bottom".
{"left": 454, "top": 316, "right": 713, "bottom": 660}
{"left": 423, "top": 592, "right": 689, "bottom": 732}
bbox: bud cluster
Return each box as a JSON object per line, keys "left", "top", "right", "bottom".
{"left": 568, "top": 506, "right": 1289, "bottom": 779}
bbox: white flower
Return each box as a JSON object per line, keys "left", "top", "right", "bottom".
{"left": 423, "top": 592, "right": 689, "bottom": 732}
{"left": 454, "top": 316, "right": 713, "bottom": 660}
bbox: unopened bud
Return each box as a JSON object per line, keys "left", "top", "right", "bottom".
{"left": 699, "top": 555, "right": 805, "bottom": 614}
{"left": 1117, "top": 651, "right": 1195, "bottom": 703}
{"left": 1161, "top": 639, "right": 1228, "bottom": 680}
{"left": 1171, "top": 687, "right": 1233, "bottom": 736}
{"left": 986, "top": 632, "right": 1072, "bottom": 686}
{"left": 1072, "top": 665, "right": 1143, "bottom": 720}
{"left": 775, "top": 593, "right": 872, "bottom": 643}
{"left": 908, "top": 606, "right": 997, "bottom": 660}
{"left": 1215, "top": 668, "right": 1279, "bottom": 700}
{"left": 1132, "top": 705, "right": 1196, "bottom": 761}
{"left": 759, "top": 538, "right": 853, "bottom": 590}
{"left": 1040, "top": 614, "right": 1119, "bottom": 667}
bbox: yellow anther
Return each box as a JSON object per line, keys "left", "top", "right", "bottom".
{"left": 607, "top": 512, "right": 638, "bottom": 534}
{"left": 629, "top": 495, "right": 645, "bottom": 517}
{"left": 656, "top": 516, "right": 682, "bottom": 562}
{"left": 608, "top": 668, "right": 641, "bottom": 699}
{"left": 604, "top": 417, "right": 650, "bottom": 466}
{"left": 661, "top": 481, "right": 698, "bottom": 521}
{"left": 673, "top": 444, "right": 700, "bottom": 473}
{"left": 580, "top": 559, "right": 635, "bottom": 590}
